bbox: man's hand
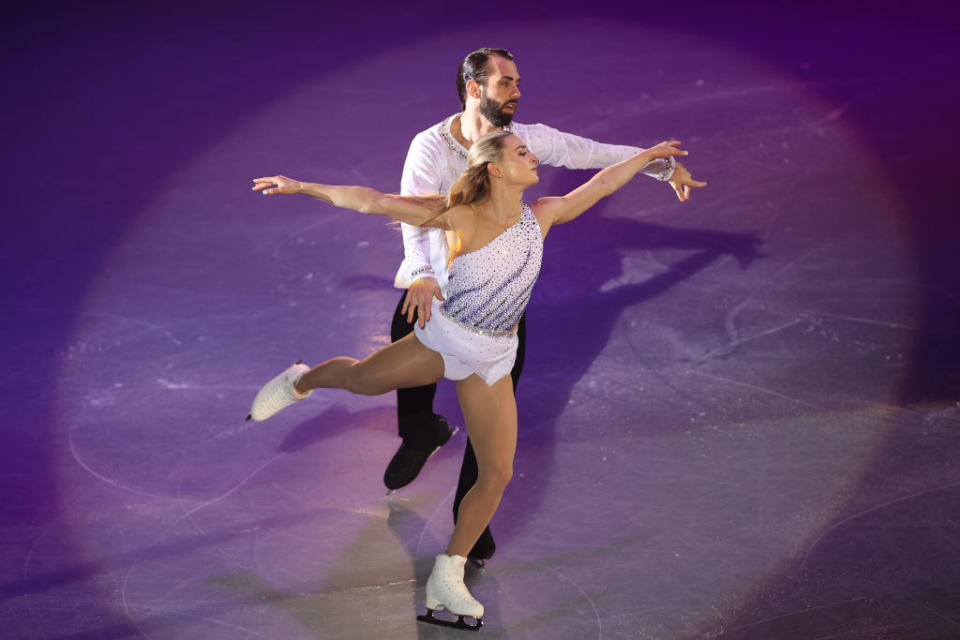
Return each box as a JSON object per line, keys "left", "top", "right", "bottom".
{"left": 667, "top": 161, "right": 707, "bottom": 202}
{"left": 401, "top": 277, "right": 445, "bottom": 328}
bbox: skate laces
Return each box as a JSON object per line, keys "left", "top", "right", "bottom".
{"left": 439, "top": 571, "right": 476, "bottom": 603}
{"left": 266, "top": 373, "right": 300, "bottom": 409}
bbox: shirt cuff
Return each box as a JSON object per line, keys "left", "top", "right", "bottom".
{"left": 642, "top": 156, "right": 676, "bottom": 182}
{"left": 409, "top": 266, "right": 436, "bottom": 281}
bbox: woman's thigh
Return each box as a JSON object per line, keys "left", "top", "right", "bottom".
{"left": 353, "top": 332, "right": 446, "bottom": 393}
{"left": 455, "top": 375, "right": 518, "bottom": 476}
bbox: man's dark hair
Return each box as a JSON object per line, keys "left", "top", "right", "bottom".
{"left": 456, "top": 48, "right": 515, "bottom": 110}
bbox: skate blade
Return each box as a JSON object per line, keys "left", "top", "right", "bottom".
{"left": 417, "top": 609, "right": 482, "bottom": 631}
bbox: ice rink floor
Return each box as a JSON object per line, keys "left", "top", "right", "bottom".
{"left": 2, "top": 1, "right": 959, "bottom": 638}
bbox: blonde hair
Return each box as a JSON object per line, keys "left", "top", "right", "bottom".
{"left": 446, "top": 130, "right": 512, "bottom": 209}
{"left": 411, "top": 131, "right": 514, "bottom": 262}
{"left": 413, "top": 130, "right": 513, "bottom": 229}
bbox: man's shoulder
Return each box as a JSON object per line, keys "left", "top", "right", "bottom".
{"left": 406, "top": 114, "right": 469, "bottom": 167}
{"left": 404, "top": 116, "right": 453, "bottom": 161}
{"left": 509, "top": 121, "right": 565, "bottom": 145}
{"left": 410, "top": 114, "right": 456, "bottom": 144}
{"left": 510, "top": 120, "right": 554, "bottom": 134}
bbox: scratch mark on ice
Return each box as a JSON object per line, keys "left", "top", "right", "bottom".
{"left": 545, "top": 565, "right": 603, "bottom": 640}
{"left": 802, "top": 480, "right": 960, "bottom": 567}
{"left": 179, "top": 453, "right": 283, "bottom": 520}
{"left": 68, "top": 428, "right": 170, "bottom": 499}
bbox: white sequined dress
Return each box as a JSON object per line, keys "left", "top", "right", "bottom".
{"left": 414, "top": 204, "right": 543, "bottom": 385}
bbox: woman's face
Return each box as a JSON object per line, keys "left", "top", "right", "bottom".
{"left": 495, "top": 135, "right": 539, "bottom": 187}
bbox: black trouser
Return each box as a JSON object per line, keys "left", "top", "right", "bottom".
{"left": 390, "top": 290, "right": 527, "bottom": 525}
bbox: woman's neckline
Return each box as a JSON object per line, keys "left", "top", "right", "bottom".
{"left": 451, "top": 204, "right": 529, "bottom": 261}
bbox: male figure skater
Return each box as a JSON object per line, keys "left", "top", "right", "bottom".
{"left": 386, "top": 48, "right": 705, "bottom": 562}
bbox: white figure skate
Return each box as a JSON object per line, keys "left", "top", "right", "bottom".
{"left": 246, "top": 361, "right": 312, "bottom": 422}
{"left": 417, "top": 553, "right": 484, "bottom": 631}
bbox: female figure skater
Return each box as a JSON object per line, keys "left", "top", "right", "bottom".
{"left": 249, "top": 131, "right": 697, "bottom": 629}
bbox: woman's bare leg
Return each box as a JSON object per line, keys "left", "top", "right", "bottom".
{"left": 295, "top": 333, "right": 445, "bottom": 396}
{"left": 445, "top": 374, "right": 517, "bottom": 557}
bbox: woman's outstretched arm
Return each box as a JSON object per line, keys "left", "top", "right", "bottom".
{"left": 530, "top": 141, "right": 705, "bottom": 234}
{"left": 252, "top": 175, "right": 448, "bottom": 228}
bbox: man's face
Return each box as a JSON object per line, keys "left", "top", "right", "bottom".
{"left": 477, "top": 56, "right": 521, "bottom": 127}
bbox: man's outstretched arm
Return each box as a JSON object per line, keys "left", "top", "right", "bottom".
{"left": 518, "top": 122, "right": 704, "bottom": 201}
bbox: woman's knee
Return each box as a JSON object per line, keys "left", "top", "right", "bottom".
{"left": 477, "top": 464, "right": 513, "bottom": 494}
{"left": 343, "top": 362, "right": 380, "bottom": 395}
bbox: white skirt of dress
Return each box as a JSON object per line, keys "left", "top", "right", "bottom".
{"left": 413, "top": 300, "right": 517, "bottom": 386}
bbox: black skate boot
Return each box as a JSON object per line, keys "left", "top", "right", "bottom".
{"left": 467, "top": 527, "right": 496, "bottom": 568}
{"left": 384, "top": 414, "right": 454, "bottom": 490}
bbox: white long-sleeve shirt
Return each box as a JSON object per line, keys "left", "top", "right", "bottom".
{"left": 395, "top": 113, "right": 675, "bottom": 291}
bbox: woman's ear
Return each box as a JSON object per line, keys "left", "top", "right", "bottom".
{"left": 488, "top": 163, "right": 503, "bottom": 179}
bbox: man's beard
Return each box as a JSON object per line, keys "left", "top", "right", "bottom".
{"left": 479, "top": 92, "right": 517, "bottom": 127}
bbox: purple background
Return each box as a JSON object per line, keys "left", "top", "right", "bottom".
{"left": 2, "top": 1, "right": 959, "bottom": 638}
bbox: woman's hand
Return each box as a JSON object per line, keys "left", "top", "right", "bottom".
{"left": 252, "top": 175, "right": 303, "bottom": 195}
{"left": 667, "top": 161, "right": 707, "bottom": 202}
{"left": 402, "top": 277, "right": 446, "bottom": 328}
{"left": 645, "top": 142, "right": 707, "bottom": 202}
